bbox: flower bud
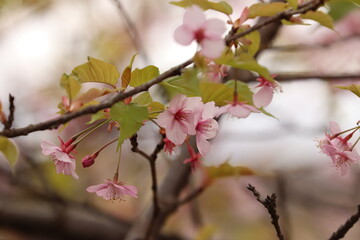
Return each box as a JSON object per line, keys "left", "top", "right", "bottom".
{"left": 82, "top": 153, "right": 98, "bottom": 168}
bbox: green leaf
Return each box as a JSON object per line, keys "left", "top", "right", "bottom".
{"left": 336, "top": 84, "right": 360, "bottom": 97}
{"left": 0, "top": 136, "right": 18, "bottom": 168}
{"left": 206, "top": 162, "right": 254, "bottom": 179}
{"left": 121, "top": 53, "right": 137, "bottom": 89}
{"left": 76, "top": 88, "right": 112, "bottom": 104}
{"left": 73, "top": 57, "right": 120, "bottom": 88}
{"left": 286, "top": 0, "right": 298, "bottom": 9}
{"left": 132, "top": 92, "right": 153, "bottom": 106}
{"left": 301, "top": 11, "right": 334, "bottom": 30}
{"left": 161, "top": 68, "right": 200, "bottom": 97}
{"left": 225, "top": 80, "right": 254, "bottom": 103}
{"left": 328, "top": 1, "right": 358, "bottom": 21}
{"left": 88, "top": 110, "right": 108, "bottom": 124}
{"left": 133, "top": 92, "right": 164, "bottom": 118}
{"left": 170, "top": 0, "right": 233, "bottom": 15}
{"left": 242, "top": 30, "right": 261, "bottom": 56}
{"left": 248, "top": 3, "right": 288, "bottom": 18}
{"left": 110, "top": 102, "right": 149, "bottom": 145}
{"left": 216, "top": 53, "right": 274, "bottom": 81}
{"left": 200, "top": 82, "right": 232, "bottom": 106}
{"left": 60, "top": 73, "right": 81, "bottom": 101}
{"left": 130, "top": 65, "right": 159, "bottom": 87}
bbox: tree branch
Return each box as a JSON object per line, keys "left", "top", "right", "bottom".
{"left": 329, "top": 205, "right": 360, "bottom": 240}
{"left": 4, "top": 94, "right": 15, "bottom": 130}
{"left": 247, "top": 184, "right": 285, "bottom": 240}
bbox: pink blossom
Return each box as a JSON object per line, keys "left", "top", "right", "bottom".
{"left": 156, "top": 95, "right": 203, "bottom": 145}
{"left": 41, "top": 137, "right": 79, "bottom": 179}
{"left": 217, "top": 100, "right": 260, "bottom": 118}
{"left": 252, "top": 75, "right": 280, "bottom": 108}
{"left": 184, "top": 144, "right": 202, "bottom": 171}
{"left": 163, "top": 138, "right": 178, "bottom": 155}
{"left": 205, "top": 60, "right": 228, "bottom": 82}
{"left": 174, "top": 6, "right": 226, "bottom": 59}
{"left": 195, "top": 102, "right": 219, "bottom": 156}
{"left": 319, "top": 121, "right": 359, "bottom": 175}
{"left": 87, "top": 179, "right": 138, "bottom": 201}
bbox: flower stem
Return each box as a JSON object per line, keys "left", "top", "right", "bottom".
{"left": 73, "top": 120, "right": 110, "bottom": 145}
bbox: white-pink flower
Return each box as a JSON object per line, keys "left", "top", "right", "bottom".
{"left": 217, "top": 101, "right": 260, "bottom": 118}
{"left": 195, "top": 101, "right": 219, "bottom": 156}
{"left": 41, "top": 138, "right": 79, "bottom": 179}
{"left": 318, "top": 121, "right": 359, "bottom": 175}
{"left": 252, "top": 75, "right": 280, "bottom": 108}
{"left": 156, "top": 95, "right": 203, "bottom": 145}
{"left": 87, "top": 179, "right": 138, "bottom": 201}
{"left": 174, "top": 6, "right": 226, "bottom": 59}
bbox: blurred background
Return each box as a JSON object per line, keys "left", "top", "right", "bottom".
{"left": 0, "top": 0, "right": 360, "bottom": 239}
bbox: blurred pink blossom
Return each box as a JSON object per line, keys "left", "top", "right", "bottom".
{"left": 195, "top": 101, "right": 219, "bottom": 156}
{"left": 41, "top": 137, "right": 79, "bottom": 179}
{"left": 217, "top": 100, "right": 260, "bottom": 118}
{"left": 87, "top": 179, "right": 138, "bottom": 201}
{"left": 174, "top": 6, "right": 226, "bottom": 59}
{"left": 252, "top": 75, "right": 280, "bottom": 108}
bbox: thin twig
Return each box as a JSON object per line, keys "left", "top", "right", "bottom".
{"left": 247, "top": 184, "right": 285, "bottom": 240}
{"left": 130, "top": 134, "right": 162, "bottom": 240}
{"left": 174, "top": 185, "right": 206, "bottom": 208}
{"left": 329, "top": 205, "right": 360, "bottom": 240}
{"left": 4, "top": 94, "right": 15, "bottom": 130}
{"left": 112, "top": 0, "right": 149, "bottom": 63}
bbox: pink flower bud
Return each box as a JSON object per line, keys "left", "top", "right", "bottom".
{"left": 82, "top": 153, "right": 98, "bottom": 168}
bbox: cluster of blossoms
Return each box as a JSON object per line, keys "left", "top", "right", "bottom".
{"left": 156, "top": 95, "right": 219, "bottom": 169}
{"left": 318, "top": 121, "right": 360, "bottom": 175}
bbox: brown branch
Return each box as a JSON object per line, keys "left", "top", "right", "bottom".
{"left": 276, "top": 73, "right": 360, "bottom": 81}
{"left": 4, "top": 94, "right": 15, "bottom": 130}
{"left": 247, "top": 184, "right": 285, "bottom": 240}
{"left": 225, "top": 0, "right": 324, "bottom": 44}
{"left": 130, "top": 134, "right": 161, "bottom": 239}
{"left": 329, "top": 205, "right": 360, "bottom": 240}
{"left": 174, "top": 185, "right": 207, "bottom": 208}
{"left": 0, "top": 59, "right": 193, "bottom": 138}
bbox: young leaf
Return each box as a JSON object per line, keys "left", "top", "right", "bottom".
{"left": 132, "top": 92, "right": 153, "bottom": 106}
{"left": 206, "top": 162, "right": 254, "bottom": 179}
{"left": 336, "top": 84, "right": 360, "bottom": 97}
{"left": 200, "top": 82, "right": 232, "bottom": 106}
{"left": 76, "top": 88, "right": 112, "bottom": 104}
{"left": 130, "top": 65, "right": 159, "bottom": 87}
{"left": 170, "top": 0, "right": 233, "bottom": 15}
{"left": 133, "top": 92, "right": 164, "bottom": 118}
{"left": 286, "top": 0, "right": 298, "bottom": 10}
{"left": 242, "top": 30, "right": 261, "bottom": 56}
{"left": 60, "top": 73, "right": 81, "bottom": 101}
{"left": 88, "top": 110, "right": 108, "bottom": 124}
{"left": 121, "top": 53, "right": 137, "bottom": 89}
{"left": 161, "top": 68, "right": 200, "bottom": 97}
{"left": 110, "top": 102, "right": 149, "bottom": 145}
{"left": 301, "top": 11, "right": 334, "bottom": 30}
{"left": 248, "top": 3, "right": 288, "bottom": 18}
{"left": 73, "top": 57, "right": 120, "bottom": 88}
{"left": 0, "top": 136, "right": 18, "bottom": 169}
{"left": 225, "top": 80, "right": 254, "bottom": 103}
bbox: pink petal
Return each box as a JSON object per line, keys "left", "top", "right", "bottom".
{"left": 120, "top": 185, "right": 138, "bottom": 198}
{"left": 168, "top": 95, "right": 187, "bottom": 113}
{"left": 229, "top": 105, "right": 251, "bottom": 118}
{"left": 345, "top": 151, "right": 359, "bottom": 162}
{"left": 196, "top": 135, "right": 210, "bottom": 156}
{"left": 216, "top": 104, "right": 231, "bottom": 117}
{"left": 183, "top": 6, "right": 206, "bottom": 31}
{"left": 174, "top": 25, "right": 194, "bottom": 45}
{"left": 204, "top": 19, "right": 226, "bottom": 37}
{"left": 41, "top": 141, "right": 59, "bottom": 155}
{"left": 200, "top": 38, "right": 225, "bottom": 59}
{"left": 166, "top": 121, "right": 187, "bottom": 145}
{"left": 329, "top": 121, "right": 341, "bottom": 134}
{"left": 253, "top": 86, "right": 273, "bottom": 108}
{"left": 87, "top": 183, "right": 108, "bottom": 193}
{"left": 156, "top": 110, "right": 174, "bottom": 129}
{"left": 201, "top": 101, "right": 218, "bottom": 120}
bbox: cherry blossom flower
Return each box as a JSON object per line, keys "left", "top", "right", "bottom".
{"left": 174, "top": 6, "right": 226, "bottom": 59}
{"left": 41, "top": 137, "right": 79, "bottom": 179}
{"left": 163, "top": 138, "right": 178, "bottom": 155}
{"left": 205, "top": 60, "right": 228, "bottom": 82}
{"left": 156, "top": 95, "right": 203, "bottom": 145}
{"left": 195, "top": 101, "right": 219, "bottom": 156}
{"left": 252, "top": 74, "right": 280, "bottom": 108}
{"left": 318, "top": 121, "right": 359, "bottom": 175}
{"left": 184, "top": 143, "right": 202, "bottom": 171}
{"left": 87, "top": 179, "right": 138, "bottom": 201}
{"left": 217, "top": 99, "right": 260, "bottom": 118}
